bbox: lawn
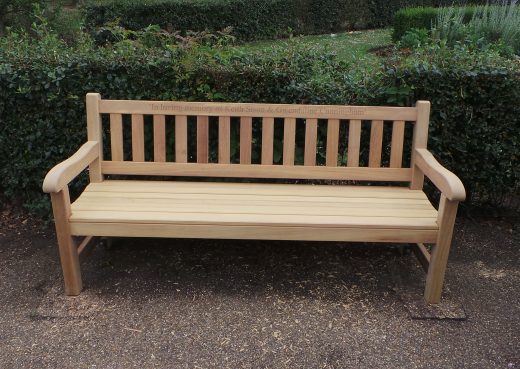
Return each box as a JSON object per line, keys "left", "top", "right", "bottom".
{"left": 233, "top": 28, "right": 392, "bottom": 64}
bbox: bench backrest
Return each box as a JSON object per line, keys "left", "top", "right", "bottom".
{"left": 86, "top": 93, "right": 430, "bottom": 185}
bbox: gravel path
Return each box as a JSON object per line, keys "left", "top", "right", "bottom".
{"left": 0, "top": 216, "right": 518, "bottom": 368}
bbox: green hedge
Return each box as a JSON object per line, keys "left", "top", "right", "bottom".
{"left": 0, "top": 36, "right": 518, "bottom": 215}
{"left": 393, "top": 6, "right": 478, "bottom": 41}
{"left": 83, "top": 0, "right": 483, "bottom": 41}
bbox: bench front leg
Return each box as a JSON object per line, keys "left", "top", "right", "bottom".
{"left": 50, "top": 187, "right": 82, "bottom": 295}
{"left": 424, "top": 194, "right": 459, "bottom": 303}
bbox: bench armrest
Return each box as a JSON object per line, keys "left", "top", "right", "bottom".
{"left": 42, "top": 141, "right": 100, "bottom": 194}
{"left": 414, "top": 148, "right": 465, "bottom": 202}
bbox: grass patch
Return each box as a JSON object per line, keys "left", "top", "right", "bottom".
{"left": 233, "top": 28, "right": 392, "bottom": 64}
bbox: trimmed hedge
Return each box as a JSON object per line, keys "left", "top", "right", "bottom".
{"left": 393, "top": 6, "right": 478, "bottom": 41}
{"left": 83, "top": 0, "right": 484, "bottom": 41}
{"left": 0, "top": 37, "right": 518, "bottom": 214}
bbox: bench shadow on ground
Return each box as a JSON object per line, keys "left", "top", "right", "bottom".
{"left": 36, "top": 237, "right": 465, "bottom": 320}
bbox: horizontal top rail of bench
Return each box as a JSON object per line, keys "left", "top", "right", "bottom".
{"left": 99, "top": 100, "right": 419, "bottom": 121}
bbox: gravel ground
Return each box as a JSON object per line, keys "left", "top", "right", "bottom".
{"left": 0, "top": 214, "right": 518, "bottom": 369}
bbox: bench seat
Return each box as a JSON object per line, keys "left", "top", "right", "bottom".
{"left": 69, "top": 180, "right": 439, "bottom": 243}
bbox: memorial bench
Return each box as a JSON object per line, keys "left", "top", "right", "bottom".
{"left": 43, "top": 93, "right": 465, "bottom": 303}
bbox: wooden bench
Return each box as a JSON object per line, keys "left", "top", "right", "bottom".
{"left": 43, "top": 93, "right": 465, "bottom": 303}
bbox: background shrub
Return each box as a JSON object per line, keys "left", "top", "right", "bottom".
{"left": 0, "top": 29, "right": 518, "bottom": 215}
{"left": 83, "top": 0, "right": 484, "bottom": 42}
{"left": 393, "top": 6, "right": 477, "bottom": 41}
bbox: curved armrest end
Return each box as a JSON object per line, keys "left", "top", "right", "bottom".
{"left": 42, "top": 141, "right": 100, "bottom": 194}
{"left": 415, "top": 149, "right": 466, "bottom": 202}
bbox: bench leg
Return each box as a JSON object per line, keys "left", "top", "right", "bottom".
{"left": 51, "top": 188, "right": 82, "bottom": 295}
{"left": 424, "top": 195, "right": 458, "bottom": 304}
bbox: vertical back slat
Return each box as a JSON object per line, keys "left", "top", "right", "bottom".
{"left": 326, "top": 119, "right": 340, "bottom": 166}
{"left": 218, "top": 116, "right": 231, "bottom": 164}
{"left": 368, "top": 120, "right": 384, "bottom": 168}
{"left": 304, "top": 118, "right": 318, "bottom": 166}
{"left": 240, "top": 116, "right": 252, "bottom": 164}
{"left": 347, "top": 119, "right": 361, "bottom": 167}
{"left": 197, "top": 116, "right": 209, "bottom": 163}
{"left": 283, "top": 117, "right": 296, "bottom": 166}
{"left": 131, "top": 114, "right": 144, "bottom": 162}
{"left": 175, "top": 115, "right": 188, "bottom": 163}
{"left": 261, "top": 117, "right": 274, "bottom": 165}
{"left": 109, "top": 113, "right": 123, "bottom": 161}
{"left": 153, "top": 115, "right": 166, "bottom": 162}
{"left": 390, "top": 120, "right": 405, "bottom": 168}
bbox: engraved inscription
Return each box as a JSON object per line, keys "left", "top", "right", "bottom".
{"left": 150, "top": 103, "right": 366, "bottom": 117}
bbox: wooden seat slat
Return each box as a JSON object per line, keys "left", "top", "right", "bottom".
{"left": 76, "top": 195, "right": 434, "bottom": 209}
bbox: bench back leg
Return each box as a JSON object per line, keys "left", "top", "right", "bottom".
{"left": 51, "top": 188, "right": 82, "bottom": 295}
{"left": 424, "top": 195, "right": 458, "bottom": 303}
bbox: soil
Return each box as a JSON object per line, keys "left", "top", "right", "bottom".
{"left": 0, "top": 211, "right": 518, "bottom": 368}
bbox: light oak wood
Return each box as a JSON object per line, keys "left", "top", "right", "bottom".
{"left": 43, "top": 141, "right": 99, "bottom": 193}
{"left": 100, "top": 99, "right": 418, "bottom": 121}
{"left": 347, "top": 119, "right": 361, "bottom": 167}
{"left": 109, "top": 114, "right": 124, "bottom": 161}
{"left": 86, "top": 180, "right": 428, "bottom": 198}
{"left": 71, "top": 223, "right": 437, "bottom": 244}
{"left": 424, "top": 195, "right": 459, "bottom": 303}
{"left": 131, "top": 114, "right": 144, "bottom": 162}
{"left": 197, "top": 116, "right": 209, "bottom": 163}
{"left": 175, "top": 115, "right": 188, "bottom": 163}
{"left": 283, "top": 118, "right": 296, "bottom": 166}
{"left": 45, "top": 95, "right": 465, "bottom": 302}
{"left": 218, "top": 116, "right": 231, "bottom": 164}
{"left": 51, "top": 188, "right": 82, "bottom": 295}
{"left": 86, "top": 93, "right": 103, "bottom": 182}
{"left": 413, "top": 242, "right": 431, "bottom": 272}
{"left": 326, "top": 119, "right": 340, "bottom": 166}
{"left": 390, "top": 120, "right": 405, "bottom": 168}
{"left": 153, "top": 115, "right": 166, "bottom": 162}
{"left": 411, "top": 101, "right": 430, "bottom": 189}
{"left": 77, "top": 235, "right": 96, "bottom": 255}
{"left": 240, "top": 117, "right": 252, "bottom": 164}
{"left": 304, "top": 118, "right": 318, "bottom": 166}
{"left": 261, "top": 117, "right": 274, "bottom": 165}
{"left": 102, "top": 161, "right": 412, "bottom": 181}
{"left": 369, "top": 120, "right": 384, "bottom": 168}
{"left": 414, "top": 149, "right": 466, "bottom": 201}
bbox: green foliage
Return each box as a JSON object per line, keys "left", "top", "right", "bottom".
{"left": 82, "top": 0, "right": 484, "bottom": 42}
{"left": 385, "top": 43, "right": 520, "bottom": 205}
{"left": 393, "top": 5, "right": 477, "bottom": 41}
{"left": 433, "top": 2, "right": 520, "bottom": 54}
{"left": 394, "top": 2, "right": 520, "bottom": 54}
{"left": 398, "top": 28, "right": 430, "bottom": 48}
{"left": 0, "top": 23, "right": 518, "bottom": 215}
